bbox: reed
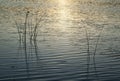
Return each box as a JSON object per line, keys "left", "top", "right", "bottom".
{"left": 84, "top": 25, "right": 90, "bottom": 79}
{"left": 24, "top": 11, "right": 29, "bottom": 55}
{"left": 93, "top": 25, "right": 104, "bottom": 80}
{"left": 23, "top": 11, "right": 30, "bottom": 79}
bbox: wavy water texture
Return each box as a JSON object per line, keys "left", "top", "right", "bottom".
{"left": 0, "top": 0, "right": 120, "bottom": 81}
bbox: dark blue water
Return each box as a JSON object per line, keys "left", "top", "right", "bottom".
{"left": 0, "top": 0, "right": 120, "bottom": 81}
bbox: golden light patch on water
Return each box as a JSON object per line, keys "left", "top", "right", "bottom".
{"left": 45, "top": 0, "right": 86, "bottom": 32}
{"left": 58, "top": 0, "right": 67, "bottom": 6}
{"left": 55, "top": 0, "right": 72, "bottom": 31}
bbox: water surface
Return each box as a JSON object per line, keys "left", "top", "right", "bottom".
{"left": 0, "top": 0, "right": 120, "bottom": 81}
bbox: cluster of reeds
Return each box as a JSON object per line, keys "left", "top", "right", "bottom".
{"left": 13, "top": 10, "right": 44, "bottom": 79}
{"left": 15, "top": 10, "right": 44, "bottom": 57}
{"left": 82, "top": 20, "right": 104, "bottom": 80}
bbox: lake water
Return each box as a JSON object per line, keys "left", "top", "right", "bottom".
{"left": 0, "top": 0, "right": 120, "bottom": 81}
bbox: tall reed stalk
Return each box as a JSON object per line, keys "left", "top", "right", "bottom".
{"left": 24, "top": 11, "right": 30, "bottom": 79}
{"left": 84, "top": 26, "right": 90, "bottom": 79}
{"left": 93, "top": 26, "right": 104, "bottom": 80}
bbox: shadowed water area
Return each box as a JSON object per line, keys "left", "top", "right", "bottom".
{"left": 0, "top": 0, "right": 120, "bottom": 81}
